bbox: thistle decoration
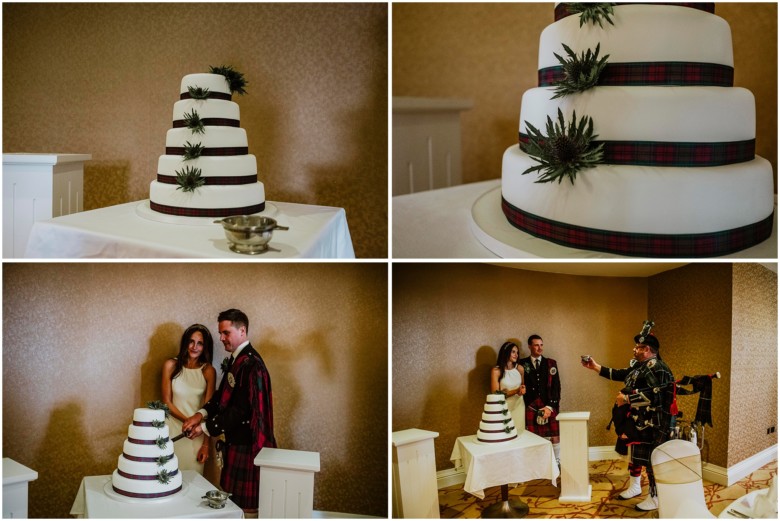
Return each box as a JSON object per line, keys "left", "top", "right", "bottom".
{"left": 520, "top": 108, "right": 604, "bottom": 184}
{"left": 156, "top": 454, "right": 174, "bottom": 466}
{"left": 182, "top": 141, "right": 205, "bottom": 160}
{"left": 151, "top": 419, "right": 166, "bottom": 429}
{"left": 183, "top": 110, "right": 205, "bottom": 135}
{"left": 210, "top": 65, "right": 248, "bottom": 95}
{"left": 567, "top": 3, "right": 615, "bottom": 28}
{"left": 502, "top": 408, "right": 509, "bottom": 415}
{"left": 155, "top": 436, "right": 168, "bottom": 450}
{"left": 147, "top": 401, "right": 169, "bottom": 417}
{"left": 551, "top": 43, "right": 609, "bottom": 99}
{"left": 504, "top": 425, "right": 514, "bottom": 434}
{"left": 188, "top": 86, "right": 211, "bottom": 100}
{"left": 502, "top": 418, "right": 511, "bottom": 426}
{"left": 220, "top": 356, "right": 231, "bottom": 372}
{"left": 157, "top": 469, "right": 172, "bottom": 485}
{"left": 175, "top": 166, "right": 205, "bottom": 193}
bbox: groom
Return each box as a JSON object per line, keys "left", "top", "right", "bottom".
{"left": 183, "top": 308, "right": 276, "bottom": 515}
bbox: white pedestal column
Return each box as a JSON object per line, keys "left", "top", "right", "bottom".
{"left": 557, "top": 412, "right": 592, "bottom": 503}
{"left": 392, "top": 428, "right": 440, "bottom": 518}
{"left": 254, "top": 448, "right": 320, "bottom": 518}
{"left": 3, "top": 458, "right": 38, "bottom": 518}
{"left": 2, "top": 153, "right": 91, "bottom": 258}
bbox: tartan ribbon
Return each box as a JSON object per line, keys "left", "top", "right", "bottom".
{"left": 122, "top": 453, "right": 161, "bottom": 463}
{"left": 555, "top": 3, "right": 715, "bottom": 21}
{"left": 150, "top": 201, "right": 265, "bottom": 218}
{"left": 519, "top": 134, "right": 755, "bottom": 167}
{"left": 128, "top": 436, "right": 169, "bottom": 445}
{"left": 172, "top": 118, "right": 240, "bottom": 128}
{"left": 113, "top": 485, "right": 182, "bottom": 499}
{"left": 478, "top": 435, "right": 518, "bottom": 443}
{"left": 166, "top": 146, "right": 248, "bottom": 156}
{"left": 180, "top": 91, "right": 232, "bottom": 101}
{"left": 117, "top": 469, "right": 179, "bottom": 480}
{"left": 501, "top": 197, "right": 773, "bottom": 257}
{"left": 157, "top": 174, "right": 258, "bottom": 185}
{"left": 132, "top": 421, "right": 158, "bottom": 427}
{"left": 539, "top": 62, "right": 734, "bottom": 87}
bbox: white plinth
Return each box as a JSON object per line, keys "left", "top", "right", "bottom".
{"left": 392, "top": 428, "right": 440, "bottom": 518}
{"left": 254, "top": 448, "right": 320, "bottom": 518}
{"left": 3, "top": 153, "right": 91, "bottom": 258}
{"left": 3, "top": 458, "right": 39, "bottom": 518}
{"left": 557, "top": 412, "right": 592, "bottom": 503}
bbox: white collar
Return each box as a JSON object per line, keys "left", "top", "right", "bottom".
{"left": 232, "top": 340, "right": 250, "bottom": 359}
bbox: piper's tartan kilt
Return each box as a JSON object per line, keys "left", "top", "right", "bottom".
{"left": 524, "top": 400, "right": 559, "bottom": 439}
{"left": 628, "top": 441, "right": 657, "bottom": 468}
{"left": 221, "top": 444, "right": 259, "bottom": 510}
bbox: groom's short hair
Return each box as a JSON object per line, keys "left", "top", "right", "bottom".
{"left": 218, "top": 308, "right": 249, "bottom": 334}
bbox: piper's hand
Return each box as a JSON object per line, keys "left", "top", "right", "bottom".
{"left": 581, "top": 357, "right": 600, "bottom": 372}
{"left": 182, "top": 412, "right": 203, "bottom": 433}
{"left": 186, "top": 424, "right": 203, "bottom": 439}
{"left": 197, "top": 444, "right": 209, "bottom": 463}
{"left": 615, "top": 392, "right": 628, "bottom": 406}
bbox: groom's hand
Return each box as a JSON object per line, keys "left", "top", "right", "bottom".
{"left": 182, "top": 412, "right": 203, "bottom": 433}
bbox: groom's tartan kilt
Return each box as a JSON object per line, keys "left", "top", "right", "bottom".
{"left": 221, "top": 444, "right": 259, "bottom": 509}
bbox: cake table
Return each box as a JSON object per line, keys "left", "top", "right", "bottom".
{"left": 450, "top": 430, "right": 559, "bottom": 518}
{"left": 69, "top": 470, "right": 242, "bottom": 518}
{"left": 24, "top": 199, "right": 354, "bottom": 258}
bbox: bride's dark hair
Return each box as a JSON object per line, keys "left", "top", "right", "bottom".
{"left": 496, "top": 341, "right": 519, "bottom": 384}
{"left": 172, "top": 324, "right": 214, "bottom": 380}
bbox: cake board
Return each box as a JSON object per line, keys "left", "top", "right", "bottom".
{"left": 470, "top": 186, "right": 778, "bottom": 259}
{"left": 103, "top": 480, "right": 188, "bottom": 503}
{"left": 136, "top": 200, "right": 279, "bottom": 226}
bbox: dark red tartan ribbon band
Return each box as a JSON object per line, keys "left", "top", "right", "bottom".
{"left": 117, "top": 469, "right": 179, "bottom": 481}
{"left": 172, "top": 118, "right": 240, "bottom": 128}
{"left": 150, "top": 201, "right": 265, "bottom": 218}
{"left": 478, "top": 435, "right": 518, "bottom": 443}
{"left": 157, "top": 174, "right": 258, "bottom": 185}
{"left": 166, "top": 146, "right": 248, "bottom": 156}
{"left": 501, "top": 197, "right": 773, "bottom": 257}
{"left": 539, "top": 62, "right": 733, "bottom": 87}
{"left": 132, "top": 421, "right": 158, "bottom": 426}
{"left": 123, "top": 453, "right": 163, "bottom": 462}
{"left": 180, "top": 91, "right": 232, "bottom": 101}
{"left": 113, "top": 484, "right": 182, "bottom": 499}
{"left": 519, "top": 134, "right": 755, "bottom": 167}
{"left": 128, "top": 436, "right": 169, "bottom": 445}
{"left": 555, "top": 3, "right": 715, "bottom": 21}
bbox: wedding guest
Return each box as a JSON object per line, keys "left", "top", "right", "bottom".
{"left": 161, "top": 323, "right": 216, "bottom": 474}
{"left": 519, "top": 335, "right": 561, "bottom": 465}
{"left": 183, "top": 309, "right": 276, "bottom": 516}
{"left": 490, "top": 341, "right": 527, "bottom": 431}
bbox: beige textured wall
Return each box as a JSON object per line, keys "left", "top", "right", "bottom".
{"left": 3, "top": 263, "right": 388, "bottom": 518}
{"left": 392, "top": 263, "right": 648, "bottom": 469}
{"left": 393, "top": 3, "right": 778, "bottom": 189}
{"left": 2, "top": 3, "right": 388, "bottom": 258}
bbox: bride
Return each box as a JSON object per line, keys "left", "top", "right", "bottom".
{"left": 491, "top": 341, "right": 526, "bottom": 432}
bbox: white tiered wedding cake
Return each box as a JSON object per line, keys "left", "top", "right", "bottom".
{"left": 111, "top": 404, "right": 183, "bottom": 499}
{"left": 477, "top": 393, "right": 518, "bottom": 443}
{"left": 500, "top": 3, "right": 773, "bottom": 257}
{"left": 149, "top": 66, "right": 266, "bottom": 218}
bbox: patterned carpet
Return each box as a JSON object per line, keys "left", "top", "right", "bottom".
{"left": 439, "top": 458, "right": 777, "bottom": 518}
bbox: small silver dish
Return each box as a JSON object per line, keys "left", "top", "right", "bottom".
{"left": 214, "top": 215, "right": 289, "bottom": 255}
{"left": 581, "top": 355, "right": 591, "bottom": 363}
{"left": 202, "top": 489, "right": 231, "bottom": 509}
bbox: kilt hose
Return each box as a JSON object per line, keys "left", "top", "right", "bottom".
{"left": 524, "top": 397, "right": 559, "bottom": 439}
{"left": 221, "top": 443, "right": 259, "bottom": 510}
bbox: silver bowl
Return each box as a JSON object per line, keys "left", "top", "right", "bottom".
{"left": 214, "top": 215, "right": 289, "bottom": 255}
{"left": 202, "top": 489, "right": 231, "bottom": 509}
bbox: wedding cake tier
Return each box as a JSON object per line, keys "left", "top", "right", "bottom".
{"left": 111, "top": 406, "right": 182, "bottom": 499}
{"left": 500, "top": 3, "right": 774, "bottom": 257}
{"left": 149, "top": 68, "right": 266, "bottom": 218}
{"left": 477, "top": 393, "right": 518, "bottom": 443}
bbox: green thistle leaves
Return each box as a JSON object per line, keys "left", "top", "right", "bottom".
{"left": 552, "top": 43, "right": 609, "bottom": 99}
{"left": 183, "top": 110, "right": 205, "bottom": 135}
{"left": 175, "top": 166, "right": 205, "bottom": 193}
{"left": 156, "top": 454, "right": 174, "bottom": 466}
{"left": 187, "top": 86, "right": 211, "bottom": 100}
{"left": 147, "top": 401, "right": 169, "bottom": 418}
{"left": 520, "top": 108, "right": 604, "bottom": 185}
{"left": 210, "top": 65, "right": 248, "bottom": 95}
{"left": 182, "top": 141, "right": 205, "bottom": 160}
{"left": 155, "top": 436, "right": 168, "bottom": 450}
{"left": 567, "top": 3, "right": 615, "bottom": 28}
{"left": 157, "top": 469, "right": 172, "bottom": 484}
{"left": 151, "top": 419, "right": 166, "bottom": 429}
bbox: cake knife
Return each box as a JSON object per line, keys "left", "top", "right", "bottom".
{"left": 171, "top": 430, "right": 191, "bottom": 442}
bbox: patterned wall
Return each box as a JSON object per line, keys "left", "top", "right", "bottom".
{"left": 393, "top": 3, "right": 778, "bottom": 190}
{"left": 2, "top": 263, "right": 388, "bottom": 518}
{"left": 2, "top": 3, "right": 388, "bottom": 258}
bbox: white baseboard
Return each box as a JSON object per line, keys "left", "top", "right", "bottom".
{"left": 313, "top": 511, "right": 382, "bottom": 519}
{"left": 437, "top": 444, "right": 777, "bottom": 489}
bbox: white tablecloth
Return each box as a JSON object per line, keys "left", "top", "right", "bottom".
{"left": 449, "top": 431, "right": 559, "bottom": 499}
{"left": 25, "top": 200, "right": 354, "bottom": 258}
{"left": 69, "top": 470, "right": 243, "bottom": 518}
{"left": 393, "top": 180, "right": 778, "bottom": 259}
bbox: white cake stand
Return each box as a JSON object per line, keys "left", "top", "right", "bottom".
{"left": 135, "top": 200, "right": 278, "bottom": 226}
{"left": 103, "top": 480, "right": 188, "bottom": 503}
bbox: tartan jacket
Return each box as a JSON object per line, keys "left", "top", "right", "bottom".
{"left": 203, "top": 343, "right": 276, "bottom": 453}
{"left": 518, "top": 356, "right": 561, "bottom": 413}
